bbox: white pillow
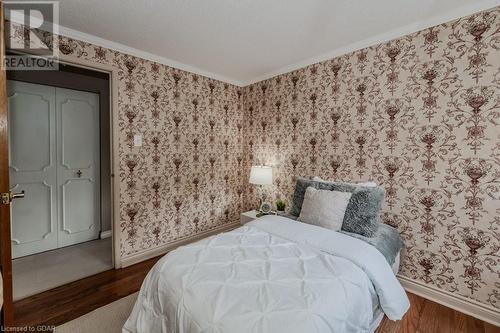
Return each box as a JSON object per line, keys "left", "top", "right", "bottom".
{"left": 312, "top": 176, "right": 377, "bottom": 187}
{"left": 298, "top": 187, "right": 352, "bottom": 231}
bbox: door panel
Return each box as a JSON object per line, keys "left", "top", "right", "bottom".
{"left": 10, "top": 182, "right": 53, "bottom": 244}
{"left": 8, "top": 92, "right": 51, "bottom": 171}
{"left": 8, "top": 82, "right": 100, "bottom": 255}
{"left": 0, "top": 2, "right": 14, "bottom": 325}
{"left": 61, "top": 179, "right": 96, "bottom": 234}
{"left": 8, "top": 81, "right": 57, "bottom": 258}
{"left": 57, "top": 87, "right": 100, "bottom": 247}
{"left": 61, "top": 98, "right": 97, "bottom": 168}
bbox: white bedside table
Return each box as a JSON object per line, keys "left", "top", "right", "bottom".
{"left": 240, "top": 210, "right": 258, "bottom": 225}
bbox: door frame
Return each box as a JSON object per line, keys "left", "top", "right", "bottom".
{"left": 4, "top": 55, "right": 121, "bottom": 264}
{"left": 7, "top": 63, "right": 113, "bottom": 256}
{"left": 0, "top": 28, "right": 121, "bottom": 329}
{"left": 53, "top": 53, "right": 121, "bottom": 270}
{"left": 0, "top": 1, "right": 14, "bottom": 327}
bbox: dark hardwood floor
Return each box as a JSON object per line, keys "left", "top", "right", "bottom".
{"left": 13, "top": 255, "right": 500, "bottom": 333}
{"left": 13, "top": 256, "right": 160, "bottom": 330}
{"left": 376, "top": 292, "right": 499, "bottom": 333}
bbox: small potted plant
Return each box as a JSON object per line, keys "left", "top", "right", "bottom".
{"left": 275, "top": 199, "right": 286, "bottom": 215}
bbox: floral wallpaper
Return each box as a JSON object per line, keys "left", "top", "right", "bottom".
{"left": 8, "top": 27, "right": 246, "bottom": 259}
{"left": 242, "top": 7, "right": 500, "bottom": 311}
{"left": 109, "top": 57, "right": 244, "bottom": 257}
{"left": 9, "top": 6, "right": 500, "bottom": 312}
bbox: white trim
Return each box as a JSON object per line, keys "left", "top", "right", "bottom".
{"left": 242, "top": 0, "right": 500, "bottom": 85}
{"left": 56, "top": 25, "right": 244, "bottom": 87}
{"left": 398, "top": 276, "right": 500, "bottom": 326}
{"left": 6, "top": 14, "right": 243, "bottom": 86}
{"left": 56, "top": 54, "right": 122, "bottom": 269}
{"left": 121, "top": 222, "right": 240, "bottom": 268}
{"left": 100, "top": 230, "right": 112, "bottom": 239}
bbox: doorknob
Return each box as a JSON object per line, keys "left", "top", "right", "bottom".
{"left": 0, "top": 190, "right": 25, "bottom": 205}
{"left": 76, "top": 170, "right": 83, "bottom": 178}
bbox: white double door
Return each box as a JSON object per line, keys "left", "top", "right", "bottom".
{"left": 8, "top": 81, "right": 100, "bottom": 258}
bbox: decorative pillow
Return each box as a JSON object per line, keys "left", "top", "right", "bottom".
{"left": 289, "top": 178, "right": 384, "bottom": 237}
{"left": 297, "top": 187, "right": 352, "bottom": 231}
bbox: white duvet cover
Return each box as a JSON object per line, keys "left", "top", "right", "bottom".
{"left": 124, "top": 216, "right": 409, "bottom": 333}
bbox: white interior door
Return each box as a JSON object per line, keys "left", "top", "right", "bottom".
{"left": 8, "top": 81, "right": 58, "bottom": 258}
{"left": 56, "top": 87, "right": 100, "bottom": 247}
{"left": 8, "top": 81, "right": 100, "bottom": 258}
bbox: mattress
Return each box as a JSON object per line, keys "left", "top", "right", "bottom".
{"left": 124, "top": 216, "right": 409, "bottom": 333}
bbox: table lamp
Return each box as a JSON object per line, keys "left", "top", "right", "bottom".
{"left": 249, "top": 165, "right": 273, "bottom": 214}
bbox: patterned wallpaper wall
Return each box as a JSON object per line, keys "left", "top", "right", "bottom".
{"left": 26, "top": 32, "right": 245, "bottom": 258}
{"left": 242, "top": 7, "right": 500, "bottom": 310}
{"left": 10, "top": 6, "right": 499, "bottom": 311}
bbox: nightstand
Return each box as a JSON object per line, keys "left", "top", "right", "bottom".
{"left": 240, "top": 210, "right": 258, "bottom": 225}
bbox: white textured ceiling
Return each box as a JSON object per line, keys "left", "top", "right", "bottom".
{"left": 57, "top": 0, "right": 499, "bottom": 86}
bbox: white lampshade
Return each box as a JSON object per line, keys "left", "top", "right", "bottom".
{"left": 249, "top": 165, "right": 272, "bottom": 185}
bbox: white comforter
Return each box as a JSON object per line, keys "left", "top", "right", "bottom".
{"left": 124, "top": 216, "right": 409, "bottom": 333}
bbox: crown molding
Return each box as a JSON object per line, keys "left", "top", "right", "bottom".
{"left": 6, "top": 12, "right": 245, "bottom": 86}
{"left": 241, "top": 0, "right": 500, "bottom": 86}
{"left": 7, "top": 0, "right": 499, "bottom": 87}
{"left": 56, "top": 25, "right": 246, "bottom": 87}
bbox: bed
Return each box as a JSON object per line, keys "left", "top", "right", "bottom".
{"left": 123, "top": 215, "right": 409, "bottom": 333}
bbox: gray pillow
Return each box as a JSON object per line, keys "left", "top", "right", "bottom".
{"left": 342, "top": 224, "right": 403, "bottom": 265}
{"left": 277, "top": 213, "right": 402, "bottom": 265}
{"left": 289, "top": 178, "right": 384, "bottom": 237}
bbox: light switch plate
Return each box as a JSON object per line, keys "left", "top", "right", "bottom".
{"left": 133, "top": 134, "right": 143, "bottom": 147}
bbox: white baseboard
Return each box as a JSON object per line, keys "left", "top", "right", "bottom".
{"left": 398, "top": 276, "right": 500, "bottom": 326}
{"left": 100, "top": 230, "right": 112, "bottom": 239}
{"left": 121, "top": 222, "right": 240, "bottom": 268}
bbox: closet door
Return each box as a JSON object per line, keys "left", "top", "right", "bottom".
{"left": 8, "top": 81, "right": 58, "bottom": 258}
{"left": 56, "top": 87, "right": 100, "bottom": 247}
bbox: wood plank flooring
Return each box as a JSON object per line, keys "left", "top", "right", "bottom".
{"left": 13, "top": 255, "right": 500, "bottom": 332}
{"left": 376, "top": 292, "right": 499, "bottom": 333}
{"left": 13, "top": 256, "right": 159, "bottom": 330}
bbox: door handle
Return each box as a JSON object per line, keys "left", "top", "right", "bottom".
{"left": 1, "top": 190, "right": 25, "bottom": 205}
{"left": 11, "top": 191, "right": 25, "bottom": 200}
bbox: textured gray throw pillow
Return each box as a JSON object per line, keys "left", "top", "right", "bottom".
{"left": 289, "top": 178, "right": 384, "bottom": 237}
